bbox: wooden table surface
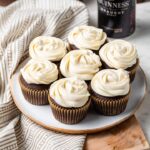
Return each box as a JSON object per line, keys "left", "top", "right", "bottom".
{"left": 0, "top": 0, "right": 15, "bottom": 6}
{"left": 85, "top": 116, "right": 149, "bottom": 150}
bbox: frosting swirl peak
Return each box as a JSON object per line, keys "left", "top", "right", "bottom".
{"left": 100, "top": 40, "right": 138, "bottom": 69}
{"left": 60, "top": 50, "right": 102, "bottom": 80}
{"left": 91, "top": 69, "right": 130, "bottom": 97}
{"left": 68, "top": 25, "right": 107, "bottom": 50}
{"left": 50, "top": 77, "right": 90, "bottom": 108}
{"left": 21, "top": 59, "right": 58, "bottom": 84}
{"left": 29, "top": 36, "right": 67, "bottom": 61}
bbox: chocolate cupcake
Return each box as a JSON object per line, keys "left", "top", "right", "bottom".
{"left": 99, "top": 40, "right": 139, "bottom": 82}
{"left": 48, "top": 77, "right": 91, "bottom": 124}
{"left": 68, "top": 25, "right": 107, "bottom": 54}
{"left": 60, "top": 50, "right": 102, "bottom": 82}
{"left": 90, "top": 69, "right": 130, "bottom": 116}
{"left": 19, "top": 59, "right": 58, "bottom": 105}
{"left": 29, "top": 36, "right": 67, "bottom": 65}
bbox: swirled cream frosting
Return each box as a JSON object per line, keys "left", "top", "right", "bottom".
{"left": 68, "top": 25, "right": 107, "bottom": 50}
{"left": 29, "top": 36, "right": 67, "bottom": 61}
{"left": 21, "top": 59, "right": 58, "bottom": 84}
{"left": 50, "top": 77, "right": 90, "bottom": 108}
{"left": 60, "top": 50, "right": 102, "bottom": 80}
{"left": 91, "top": 69, "right": 130, "bottom": 97}
{"left": 100, "top": 40, "right": 138, "bottom": 69}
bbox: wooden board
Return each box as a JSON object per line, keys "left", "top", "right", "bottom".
{"left": 0, "top": 0, "right": 16, "bottom": 6}
{"left": 85, "top": 116, "right": 149, "bottom": 150}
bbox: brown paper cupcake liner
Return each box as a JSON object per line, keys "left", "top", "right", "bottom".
{"left": 90, "top": 87, "right": 130, "bottom": 116}
{"left": 19, "top": 75, "right": 49, "bottom": 105}
{"left": 101, "top": 59, "right": 139, "bottom": 82}
{"left": 48, "top": 95, "right": 91, "bottom": 124}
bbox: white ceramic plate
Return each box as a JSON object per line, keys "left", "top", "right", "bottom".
{"left": 10, "top": 59, "right": 147, "bottom": 134}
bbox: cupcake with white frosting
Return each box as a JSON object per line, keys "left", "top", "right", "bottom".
{"left": 48, "top": 77, "right": 91, "bottom": 124}
{"left": 90, "top": 69, "right": 130, "bottom": 115}
{"left": 99, "top": 40, "right": 139, "bottom": 82}
{"left": 29, "top": 36, "right": 67, "bottom": 63}
{"left": 60, "top": 50, "right": 102, "bottom": 81}
{"left": 19, "top": 59, "right": 58, "bottom": 105}
{"left": 68, "top": 25, "right": 107, "bottom": 54}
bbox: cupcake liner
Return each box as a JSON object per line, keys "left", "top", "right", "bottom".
{"left": 101, "top": 59, "right": 139, "bottom": 82}
{"left": 19, "top": 75, "right": 49, "bottom": 105}
{"left": 90, "top": 88, "right": 130, "bottom": 116}
{"left": 48, "top": 95, "right": 91, "bottom": 124}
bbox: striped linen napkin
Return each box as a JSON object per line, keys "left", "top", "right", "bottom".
{"left": 0, "top": 0, "right": 88, "bottom": 149}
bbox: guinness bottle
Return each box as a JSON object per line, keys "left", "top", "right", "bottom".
{"left": 97, "top": 0, "right": 136, "bottom": 38}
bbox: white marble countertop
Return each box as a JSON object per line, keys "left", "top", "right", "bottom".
{"left": 85, "top": 0, "right": 150, "bottom": 143}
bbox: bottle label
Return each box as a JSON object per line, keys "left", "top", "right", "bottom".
{"left": 97, "top": 0, "right": 135, "bottom": 38}
{"left": 98, "top": 0, "right": 130, "bottom": 17}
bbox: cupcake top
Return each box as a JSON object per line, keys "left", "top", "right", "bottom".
{"left": 100, "top": 40, "right": 138, "bottom": 69}
{"left": 29, "top": 36, "right": 67, "bottom": 61}
{"left": 91, "top": 69, "right": 130, "bottom": 97}
{"left": 50, "top": 77, "right": 90, "bottom": 108}
{"left": 21, "top": 59, "right": 58, "bottom": 84}
{"left": 68, "top": 25, "right": 107, "bottom": 50}
{"left": 60, "top": 50, "right": 102, "bottom": 80}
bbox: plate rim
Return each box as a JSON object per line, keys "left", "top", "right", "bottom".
{"left": 9, "top": 67, "right": 147, "bottom": 134}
